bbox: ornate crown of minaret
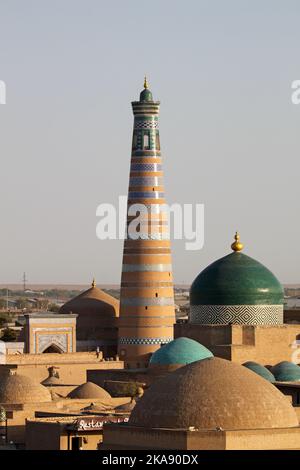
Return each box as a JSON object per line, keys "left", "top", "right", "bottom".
{"left": 118, "top": 79, "right": 175, "bottom": 368}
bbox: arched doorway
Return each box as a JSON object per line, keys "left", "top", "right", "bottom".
{"left": 42, "top": 344, "right": 63, "bottom": 354}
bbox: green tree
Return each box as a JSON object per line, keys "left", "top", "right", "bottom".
{"left": 15, "top": 298, "right": 29, "bottom": 309}
{"left": 48, "top": 303, "right": 60, "bottom": 313}
{"left": 1, "top": 328, "right": 18, "bottom": 342}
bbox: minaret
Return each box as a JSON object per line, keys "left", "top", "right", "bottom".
{"left": 118, "top": 78, "right": 175, "bottom": 368}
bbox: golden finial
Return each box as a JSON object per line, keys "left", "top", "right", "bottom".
{"left": 144, "top": 75, "right": 149, "bottom": 89}
{"left": 231, "top": 231, "right": 244, "bottom": 252}
{"left": 91, "top": 278, "right": 96, "bottom": 288}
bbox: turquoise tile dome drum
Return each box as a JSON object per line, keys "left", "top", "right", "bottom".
{"left": 149, "top": 337, "right": 213, "bottom": 366}
{"left": 271, "top": 361, "right": 300, "bottom": 382}
{"left": 190, "top": 233, "right": 284, "bottom": 325}
{"left": 243, "top": 361, "right": 275, "bottom": 383}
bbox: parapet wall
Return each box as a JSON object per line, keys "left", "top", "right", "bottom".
{"left": 6, "top": 351, "right": 103, "bottom": 364}
{"left": 174, "top": 323, "right": 300, "bottom": 366}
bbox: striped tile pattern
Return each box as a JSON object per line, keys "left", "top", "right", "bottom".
{"left": 118, "top": 90, "right": 175, "bottom": 368}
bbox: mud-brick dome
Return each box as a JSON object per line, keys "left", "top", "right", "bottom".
{"left": 149, "top": 337, "right": 213, "bottom": 370}
{"left": 190, "top": 233, "right": 284, "bottom": 325}
{"left": 129, "top": 357, "right": 298, "bottom": 430}
{"left": 67, "top": 382, "right": 112, "bottom": 400}
{"left": 0, "top": 371, "right": 51, "bottom": 404}
{"left": 243, "top": 361, "right": 275, "bottom": 383}
{"left": 271, "top": 361, "right": 300, "bottom": 382}
{"left": 59, "top": 280, "right": 119, "bottom": 341}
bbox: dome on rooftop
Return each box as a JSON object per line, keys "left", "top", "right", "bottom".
{"left": 0, "top": 371, "right": 51, "bottom": 404}
{"left": 149, "top": 337, "right": 213, "bottom": 369}
{"left": 190, "top": 233, "right": 284, "bottom": 325}
{"left": 139, "top": 76, "right": 153, "bottom": 102}
{"left": 59, "top": 280, "right": 119, "bottom": 341}
{"left": 271, "top": 361, "right": 300, "bottom": 382}
{"left": 243, "top": 361, "right": 275, "bottom": 383}
{"left": 129, "top": 357, "right": 298, "bottom": 430}
{"left": 67, "top": 382, "right": 112, "bottom": 400}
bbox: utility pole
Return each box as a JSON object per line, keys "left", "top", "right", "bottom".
{"left": 23, "top": 272, "right": 27, "bottom": 292}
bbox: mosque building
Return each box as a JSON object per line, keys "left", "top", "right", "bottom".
{"left": 118, "top": 78, "right": 176, "bottom": 368}
{"left": 101, "top": 357, "right": 300, "bottom": 450}
{"left": 3, "top": 80, "right": 300, "bottom": 450}
{"left": 59, "top": 279, "right": 119, "bottom": 356}
{"left": 175, "top": 232, "right": 300, "bottom": 366}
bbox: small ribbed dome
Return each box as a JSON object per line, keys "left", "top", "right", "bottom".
{"left": 67, "top": 382, "right": 112, "bottom": 400}
{"left": 243, "top": 361, "right": 275, "bottom": 383}
{"left": 272, "top": 361, "right": 300, "bottom": 382}
{"left": 190, "top": 251, "right": 284, "bottom": 325}
{"left": 149, "top": 337, "right": 213, "bottom": 366}
{"left": 129, "top": 358, "right": 298, "bottom": 430}
{"left": 0, "top": 371, "right": 51, "bottom": 404}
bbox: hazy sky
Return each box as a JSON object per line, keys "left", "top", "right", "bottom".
{"left": 0, "top": 0, "right": 299, "bottom": 285}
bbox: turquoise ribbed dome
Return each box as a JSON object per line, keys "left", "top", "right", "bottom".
{"left": 271, "top": 361, "right": 300, "bottom": 382}
{"left": 243, "top": 361, "right": 275, "bottom": 383}
{"left": 149, "top": 337, "right": 213, "bottom": 366}
{"left": 190, "top": 252, "right": 284, "bottom": 306}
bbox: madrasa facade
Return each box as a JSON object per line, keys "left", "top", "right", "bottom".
{"left": 2, "top": 80, "right": 300, "bottom": 450}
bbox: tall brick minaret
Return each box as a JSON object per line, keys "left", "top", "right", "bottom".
{"left": 118, "top": 78, "right": 175, "bottom": 368}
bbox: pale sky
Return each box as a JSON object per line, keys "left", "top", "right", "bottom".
{"left": 0, "top": 0, "right": 299, "bottom": 285}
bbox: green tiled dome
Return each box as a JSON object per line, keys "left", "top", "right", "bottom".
{"left": 190, "top": 251, "right": 284, "bottom": 306}
{"left": 271, "top": 361, "right": 300, "bottom": 382}
{"left": 139, "top": 88, "right": 153, "bottom": 102}
{"left": 243, "top": 361, "right": 275, "bottom": 383}
{"left": 149, "top": 337, "right": 213, "bottom": 366}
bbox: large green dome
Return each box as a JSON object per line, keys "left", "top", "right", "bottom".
{"left": 149, "top": 337, "right": 213, "bottom": 366}
{"left": 191, "top": 251, "right": 283, "bottom": 306}
{"left": 190, "top": 235, "right": 284, "bottom": 325}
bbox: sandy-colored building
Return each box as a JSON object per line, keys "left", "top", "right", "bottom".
{"left": 174, "top": 323, "right": 300, "bottom": 365}
{"left": 59, "top": 280, "right": 119, "bottom": 357}
{"left": 24, "top": 312, "right": 77, "bottom": 354}
{"left": 101, "top": 357, "right": 300, "bottom": 450}
{"left": 0, "top": 368, "right": 131, "bottom": 447}
{"left": 26, "top": 415, "right": 129, "bottom": 450}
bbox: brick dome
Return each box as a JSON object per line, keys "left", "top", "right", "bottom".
{"left": 59, "top": 281, "right": 119, "bottom": 341}
{"left": 0, "top": 371, "right": 51, "bottom": 404}
{"left": 67, "top": 382, "right": 112, "bottom": 400}
{"left": 129, "top": 357, "right": 298, "bottom": 430}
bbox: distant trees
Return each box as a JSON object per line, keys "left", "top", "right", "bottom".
{"left": 1, "top": 328, "right": 18, "bottom": 342}
{"left": 0, "top": 316, "right": 7, "bottom": 327}
{"left": 48, "top": 303, "right": 60, "bottom": 312}
{"left": 15, "top": 298, "right": 29, "bottom": 310}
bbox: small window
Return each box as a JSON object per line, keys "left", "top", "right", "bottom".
{"left": 143, "top": 132, "right": 150, "bottom": 150}
{"left": 132, "top": 132, "right": 138, "bottom": 150}
{"left": 145, "top": 306, "right": 148, "bottom": 310}
{"left": 156, "top": 131, "right": 160, "bottom": 150}
{"left": 155, "top": 293, "right": 158, "bottom": 297}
